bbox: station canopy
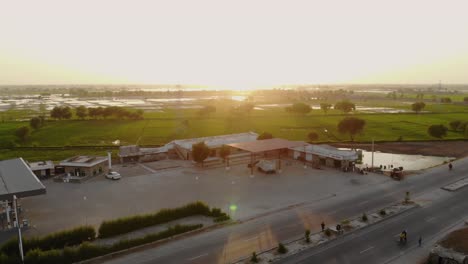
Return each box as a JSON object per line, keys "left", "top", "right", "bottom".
{"left": 227, "top": 138, "right": 306, "bottom": 153}
{"left": 0, "top": 158, "right": 46, "bottom": 201}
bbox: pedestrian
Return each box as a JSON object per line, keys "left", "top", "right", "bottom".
{"left": 321, "top": 221, "right": 325, "bottom": 231}
{"left": 418, "top": 236, "right": 422, "bottom": 247}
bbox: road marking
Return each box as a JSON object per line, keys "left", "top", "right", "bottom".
{"left": 244, "top": 236, "right": 258, "bottom": 242}
{"left": 359, "top": 246, "right": 374, "bottom": 254}
{"left": 425, "top": 216, "right": 437, "bottom": 223}
{"left": 188, "top": 253, "right": 208, "bottom": 261}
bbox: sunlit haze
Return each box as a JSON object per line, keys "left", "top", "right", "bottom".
{"left": 1, "top": 0, "right": 468, "bottom": 89}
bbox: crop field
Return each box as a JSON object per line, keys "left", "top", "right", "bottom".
{"left": 1, "top": 97, "right": 467, "bottom": 161}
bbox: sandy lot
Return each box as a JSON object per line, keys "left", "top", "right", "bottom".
{"left": 332, "top": 140, "right": 468, "bottom": 158}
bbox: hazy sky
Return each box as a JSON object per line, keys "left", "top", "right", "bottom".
{"left": 1, "top": 0, "right": 468, "bottom": 88}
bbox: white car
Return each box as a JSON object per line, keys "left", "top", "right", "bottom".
{"left": 106, "top": 171, "right": 121, "bottom": 180}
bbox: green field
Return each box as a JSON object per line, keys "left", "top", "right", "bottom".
{"left": 1, "top": 100, "right": 467, "bottom": 162}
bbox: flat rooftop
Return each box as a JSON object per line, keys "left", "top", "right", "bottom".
{"left": 29, "top": 160, "right": 55, "bottom": 171}
{"left": 228, "top": 138, "right": 306, "bottom": 153}
{"left": 0, "top": 158, "right": 46, "bottom": 200}
{"left": 59, "top": 156, "right": 108, "bottom": 167}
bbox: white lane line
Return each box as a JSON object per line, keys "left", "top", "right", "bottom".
{"left": 244, "top": 236, "right": 258, "bottom": 242}
{"left": 188, "top": 253, "right": 208, "bottom": 261}
{"left": 359, "top": 246, "right": 374, "bottom": 254}
{"left": 425, "top": 216, "right": 436, "bottom": 223}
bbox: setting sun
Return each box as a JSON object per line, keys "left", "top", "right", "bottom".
{"left": 1, "top": 0, "right": 468, "bottom": 87}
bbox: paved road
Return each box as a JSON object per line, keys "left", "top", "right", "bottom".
{"left": 279, "top": 185, "right": 468, "bottom": 264}
{"left": 104, "top": 158, "right": 468, "bottom": 264}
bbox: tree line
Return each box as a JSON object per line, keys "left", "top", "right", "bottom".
{"left": 51, "top": 106, "right": 144, "bottom": 120}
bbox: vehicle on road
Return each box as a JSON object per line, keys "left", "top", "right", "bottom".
{"left": 106, "top": 171, "right": 121, "bottom": 180}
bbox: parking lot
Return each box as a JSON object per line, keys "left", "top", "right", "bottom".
{"left": 20, "top": 159, "right": 393, "bottom": 236}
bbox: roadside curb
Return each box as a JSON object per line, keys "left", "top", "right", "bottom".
{"left": 231, "top": 203, "right": 420, "bottom": 264}
{"left": 77, "top": 220, "right": 234, "bottom": 264}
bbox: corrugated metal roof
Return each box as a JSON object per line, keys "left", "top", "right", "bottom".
{"left": 0, "top": 158, "right": 46, "bottom": 200}
{"left": 228, "top": 138, "right": 306, "bottom": 153}
{"left": 173, "top": 132, "right": 259, "bottom": 150}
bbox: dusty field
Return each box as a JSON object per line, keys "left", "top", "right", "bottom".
{"left": 439, "top": 227, "right": 468, "bottom": 254}
{"left": 331, "top": 140, "right": 468, "bottom": 158}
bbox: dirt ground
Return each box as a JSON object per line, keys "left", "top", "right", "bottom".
{"left": 331, "top": 140, "right": 468, "bottom": 158}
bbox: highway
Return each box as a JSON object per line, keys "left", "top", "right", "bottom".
{"left": 279, "top": 185, "right": 468, "bottom": 264}
{"left": 104, "top": 158, "right": 468, "bottom": 264}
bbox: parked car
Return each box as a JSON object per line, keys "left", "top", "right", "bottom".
{"left": 106, "top": 171, "right": 121, "bottom": 180}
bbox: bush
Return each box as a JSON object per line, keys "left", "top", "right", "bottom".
{"left": 324, "top": 228, "right": 332, "bottom": 237}
{"left": 341, "top": 219, "right": 350, "bottom": 226}
{"left": 213, "top": 214, "right": 230, "bottom": 223}
{"left": 305, "top": 229, "right": 311, "bottom": 243}
{"left": 17, "top": 224, "right": 203, "bottom": 264}
{"left": 250, "top": 251, "right": 259, "bottom": 263}
{"left": 98, "top": 202, "right": 211, "bottom": 238}
{"left": 361, "top": 213, "right": 368, "bottom": 222}
{"left": 379, "top": 209, "right": 387, "bottom": 216}
{"left": 277, "top": 243, "right": 288, "bottom": 254}
{"left": 0, "top": 226, "right": 95, "bottom": 256}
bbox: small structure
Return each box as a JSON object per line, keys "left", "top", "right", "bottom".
{"left": 289, "top": 144, "right": 359, "bottom": 170}
{"left": 118, "top": 145, "right": 168, "bottom": 163}
{"left": 28, "top": 160, "right": 55, "bottom": 178}
{"left": 59, "top": 156, "right": 108, "bottom": 177}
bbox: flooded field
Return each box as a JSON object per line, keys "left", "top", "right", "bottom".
{"left": 358, "top": 150, "right": 454, "bottom": 171}
{"left": 0, "top": 94, "right": 248, "bottom": 112}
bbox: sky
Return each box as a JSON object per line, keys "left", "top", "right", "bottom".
{"left": 1, "top": 0, "right": 468, "bottom": 89}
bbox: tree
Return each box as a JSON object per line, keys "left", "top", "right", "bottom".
{"left": 427, "top": 124, "right": 448, "bottom": 139}
{"left": 76, "top": 106, "right": 88, "bottom": 119}
{"left": 50, "top": 106, "right": 62, "bottom": 119}
{"left": 449, "top": 120, "right": 462, "bottom": 131}
{"left": 50, "top": 106, "right": 72, "bottom": 120}
{"left": 411, "top": 102, "right": 426, "bottom": 113}
{"left": 192, "top": 142, "right": 210, "bottom": 167}
{"left": 334, "top": 100, "right": 355, "bottom": 114}
{"left": 308, "top": 131, "right": 319, "bottom": 142}
{"left": 257, "top": 132, "right": 273, "bottom": 140}
{"left": 15, "top": 126, "right": 30, "bottom": 142}
{"left": 440, "top": 97, "right": 452, "bottom": 103}
{"left": 464, "top": 97, "right": 468, "bottom": 103}
{"left": 337, "top": 117, "right": 366, "bottom": 141}
{"left": 198, "top": 105, "right": 216, "bottom": 117}
{"left": 285, "top": 102, "right": 311, "bottom": 115}
{"left": 320, "top": 103, "right": 332, "bottom": 114}
{"left": 29, "top": 117, "right": 42, "bottom": 130}
{"left": 219, "top": 145, "right": 231, "bottom": 161}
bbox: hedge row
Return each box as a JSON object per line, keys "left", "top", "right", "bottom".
{"left": 98, "top": 201, "right": 216, "bottom": 238}
{"left": 0, "top": 226, "right": 95, "bottom": 256}
{"left": 0, "top": 224, "right": 203, "bottom": 264}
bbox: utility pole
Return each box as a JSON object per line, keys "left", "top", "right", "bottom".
{"left": 371, "top": 138, "right": 374, "bottom": 170}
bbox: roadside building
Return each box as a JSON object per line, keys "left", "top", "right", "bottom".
{"left": 118, "top": 145, "right": 168, "bottom": 163}
{"left": 28, "top": 160, "right": 55, "bottom": 179}
{"left": 289, "top": 144, "right": 359, "bottom": 170}
{"left": 59, "top": 156, "right": 108, "bottom": 177}
{"left": 169, "top": 132, "right": 259, "bottom": 160}
{"left": 1, "top": 158, "right": 46, "bottom": 230}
